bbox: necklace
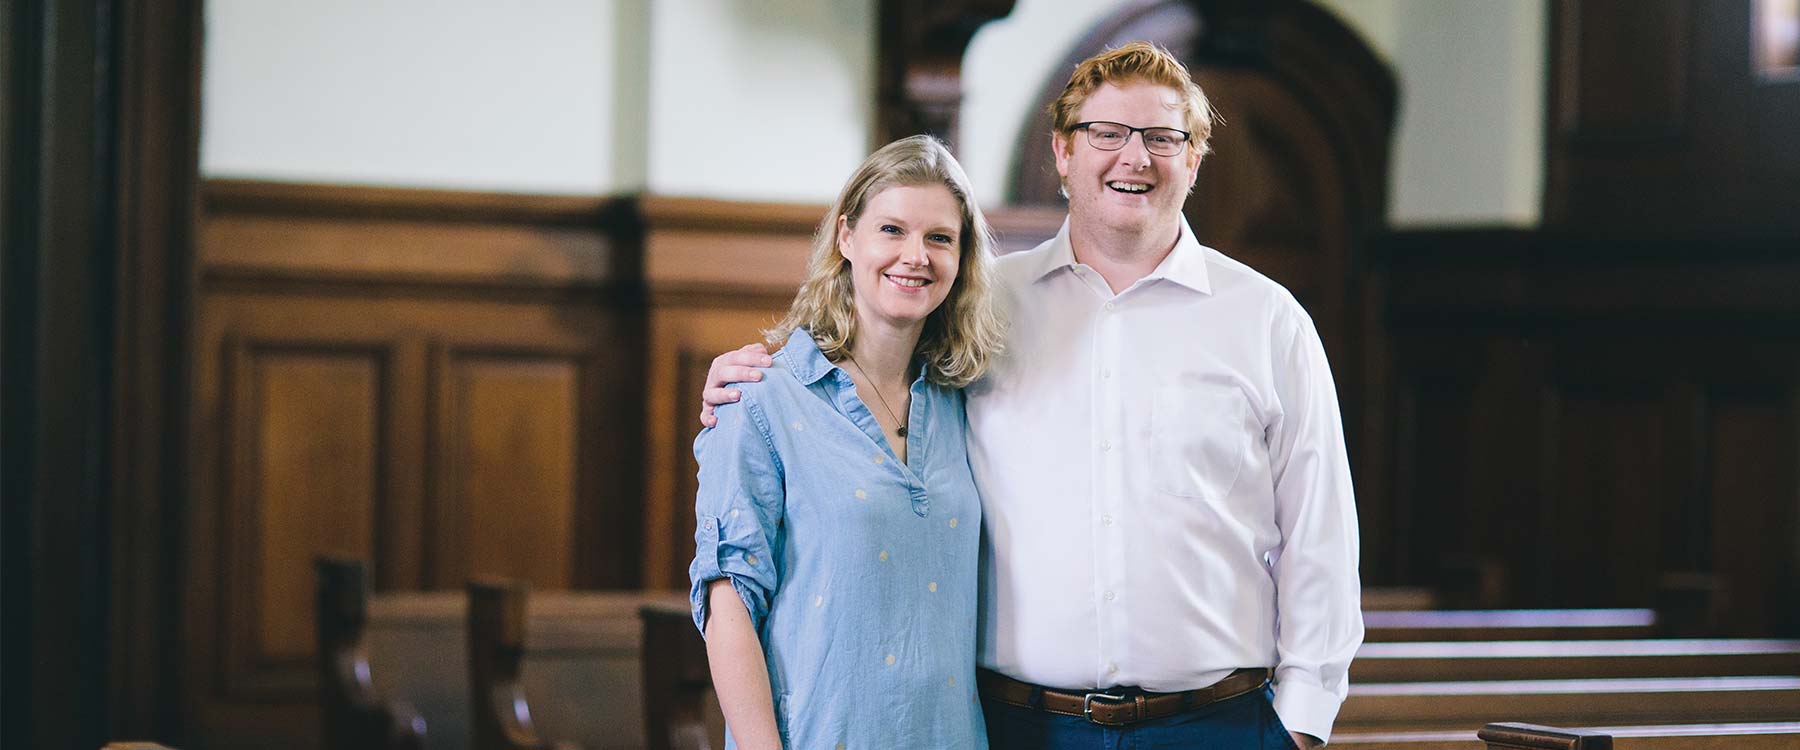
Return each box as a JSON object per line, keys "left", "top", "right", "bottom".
{"left": 844, "top": 355, "right": 908, "bottom": 438}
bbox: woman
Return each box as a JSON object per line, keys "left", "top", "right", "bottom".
{"left": 688, "top": 135, "right": 1004, "bottom": 749}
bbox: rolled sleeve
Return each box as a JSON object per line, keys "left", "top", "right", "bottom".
{"left": 687, "top": 392, "right": 786, "bottom": 637}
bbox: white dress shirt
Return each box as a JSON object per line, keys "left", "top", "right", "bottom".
{"left": 966, "top": 217, "right": 1363, "bottom": 742}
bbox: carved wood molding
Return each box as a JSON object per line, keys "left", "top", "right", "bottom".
{"left": 201, "top": 180, "right": 639, "bottom": 291}
{"left": 876, "top": 0, "right": 1018, "bottom": 149}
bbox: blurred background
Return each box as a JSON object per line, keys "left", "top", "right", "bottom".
{"left": 6, "top": 0, "right": 1798, "bottom": 748}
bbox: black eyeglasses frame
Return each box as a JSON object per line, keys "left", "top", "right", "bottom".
{"left": 1069, "top": 121, "right": 1193, "bottom": 157}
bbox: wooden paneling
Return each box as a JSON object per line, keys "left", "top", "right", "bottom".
{"left": 3, "top": 0, "right": 204, "bottom": 746}
{"left": 874, "top": 0, "right": 1017, "bottom": 149}
{"left": 1379, "top": 230, "right": 1800, "bottom": 636}
{"left": 227, "top": 345, "right": 386, "bottom": 697}
{"left": 1707, "top": 389, "right": 1799, "bottom": 636}
{"left": 1556, "top": 0, "right": 1691, "bottom": 140}
{"left": 188, "top": 182, "right": 642, "bottom": 750}
{"left": 440, "top": 352, "right": 583, "bottom": 589}
{"left": 1542, "top": 386, "right": 1671, "bottom": 607}
{"left": 1547, "top": 0, "right": 1800, "bottom": 236}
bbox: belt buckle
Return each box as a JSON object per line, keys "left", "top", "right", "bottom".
{"left": 1082, "top": 691, "right": 1128, "bottom": 726}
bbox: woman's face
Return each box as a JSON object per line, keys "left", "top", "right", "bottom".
{"left": 837, "top": 183, "right": 963, "bottom": 334}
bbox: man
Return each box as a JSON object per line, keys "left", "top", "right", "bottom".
{"left": 702, "top": 42, "right": 1360, "bottom": 749}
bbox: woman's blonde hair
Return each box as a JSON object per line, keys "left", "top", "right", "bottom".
{"left": 766, "top": 135, "right": 1004, "bottom": 388}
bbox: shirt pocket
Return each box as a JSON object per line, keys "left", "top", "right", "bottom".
{"left": 1151, "top": 382, "right": 1250, "bottom": 500}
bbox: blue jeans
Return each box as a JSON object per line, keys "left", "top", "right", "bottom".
{"left": 982, "top": 685, "right": 1299, "bottom": 750}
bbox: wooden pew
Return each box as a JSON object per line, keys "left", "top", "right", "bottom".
{"left": 1332, "top": 721, "right": 1800, "bottom": 749}
{"left": 1365, "top": 609, "right": 1658, "bottom": 643}
{"left": 316, "top": 558, "right": 682, "bottom": 750}
{"left": 1336, "top": 676, "right": 1800, "bottom": 732}
{"left": 1352, "top": 638, "right": 1800, "bottom": 683}
{"left": 638, "top": 600, "right": 722, "bottom": 750}
{"left": 317, "top": 556, "right": 428, "bottom": 750}
{"left": 467, "top": 579, "right": 573, "bottom": 750}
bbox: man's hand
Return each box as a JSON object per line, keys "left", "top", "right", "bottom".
{"left": 699, "top": 343, "right": 774, "bottom": 428}
{"left": 1290, "top": 731, "right": 1322, "bottom": 749}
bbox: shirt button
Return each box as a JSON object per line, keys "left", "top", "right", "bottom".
{"left": 1100, "top": 440, "right": 1112, "bottom": 451}
{"left": 1107, "top": 663, "right": 1119, "bottom": 675}
{"left": 1102, "top": 514, "right": 1114, "bottom": 526}
{"left": 1102, "top": 368, "right": 1112, "bottom": 378}
{"left": 1103, "top": 302, "right": 1116, "bottom": 311}
{"left": 874, "top": 455, "right": 885, "bottom": 465}
{"left": 1104, "top": 590, "right": 1116, "bottom": 601}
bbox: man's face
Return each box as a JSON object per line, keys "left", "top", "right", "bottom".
{"left": 1054, "top": 81, "right": 1202, "bottom": 239}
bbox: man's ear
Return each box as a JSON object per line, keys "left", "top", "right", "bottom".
{"left": 1052, "top": 131, "right": 1072, "bottom": 182}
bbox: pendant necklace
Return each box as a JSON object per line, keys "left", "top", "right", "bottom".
{"left": 844, "top": 355, "right": 908, "bottom": 438}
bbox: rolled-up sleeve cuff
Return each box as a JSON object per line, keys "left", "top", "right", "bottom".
{"left": 688, "top": 513, "right": 771, "bottom": 637}
{"left": 1271, "top": 677, "right": 1342, "bottom": 745}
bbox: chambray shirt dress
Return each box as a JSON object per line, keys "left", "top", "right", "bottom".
{"left": 689, "top": 329, "right": 987, "bottom": 749}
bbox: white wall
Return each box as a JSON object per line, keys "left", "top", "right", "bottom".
{"left": 203, "top": 0, "right": 872, "bottom": 202}
{"left": 643, "top": 0, "right": 873, "bottom": 202}
{"left": 959, "top": 0, "right": 1135, "bottom": 209}
{"left": 1377, "top": 1, "right": 1546, "bottom": 227}
{"left": 202, "top": 0, "right": 1541, "bottom": 223}
{"left": 202, "top": 0, "right": 624, "bottom": 194}
{"left": 960, "top": 0, "right": 1546, "bottom": 227}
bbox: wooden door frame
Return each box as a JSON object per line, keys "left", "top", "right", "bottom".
{"left": 1, "top": 0, "right": 201, "bottom": 746}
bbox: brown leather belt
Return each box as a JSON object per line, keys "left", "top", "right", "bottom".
{"left": 977, "top": 667, "right": 1271, "bottom": 727}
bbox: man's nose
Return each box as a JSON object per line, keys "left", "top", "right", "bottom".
{"left": 1120, "top": 132, "right": 1153, "bottom": 167}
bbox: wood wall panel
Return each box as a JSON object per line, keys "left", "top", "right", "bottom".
{"left": 443, "top": 353, "right": 582, "bottom": 589}
{"left": 190, "top": 183, "right": 642, "bottom": 750}
{"left": 1380, "top": 230, "right": 1800, "bottom": 636}
{"left": 244, "top": 348, "right": 383, "bottom": 674}
{"left": 1557, "top": 0, "right": 1691, "bottom": 140}
{"left": 1542, "top": 387, "right": 1671, "bottom": 608}
{"left": 215, "top": 342, "right": 391, "bottom": 700}
{"left": 1547, "top": 0, "right": 1800, "bottom": 236}
{"left": 1706, "top": 389, "right": 1799, "bottom": 636}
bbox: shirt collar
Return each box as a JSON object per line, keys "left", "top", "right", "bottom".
{"left": 1019, "top": 215, "right": 1213, "bottom": 295}
{"left": 778, "top": 328, "right": 839, "bottom": 386}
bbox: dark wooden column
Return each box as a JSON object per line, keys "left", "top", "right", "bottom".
{"left": 875, "top": 0, "right": 1017, "bottom": 150}
{"left": 1, "top": 0, "right": 200, "bottom": 746}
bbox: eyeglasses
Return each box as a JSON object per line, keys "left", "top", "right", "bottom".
{"left": 1070, "top": 121, "right": 1192, "bottom": 157}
